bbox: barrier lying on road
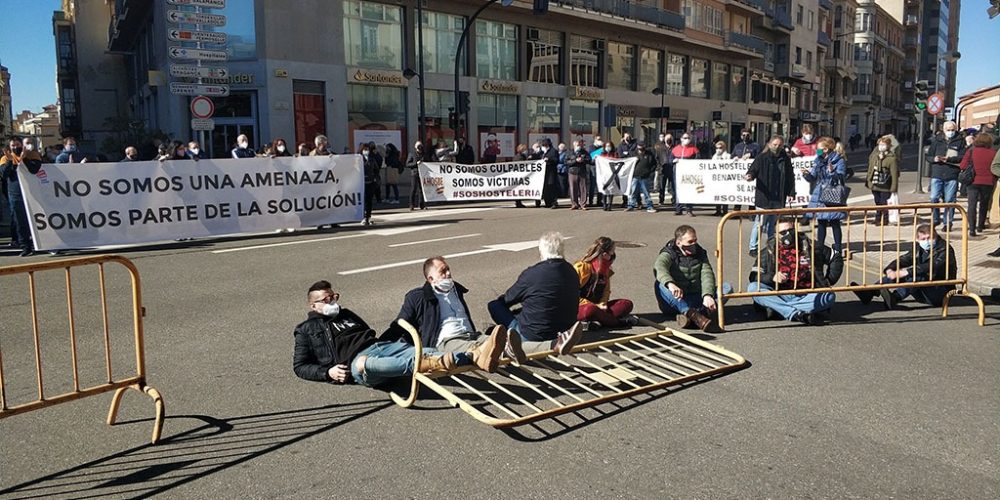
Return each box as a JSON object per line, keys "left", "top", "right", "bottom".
{"left": 389, "top": 319, "right": 747, "bottom": 428}
{"left": 714, "top": 203, "right": 986, "bottom": 330}
{"left": 0, "top": 255, "right": 165, "bottom": 444}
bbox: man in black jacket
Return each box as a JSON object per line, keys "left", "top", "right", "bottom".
{"left": 926, "top": 121, "right": 966, "bottom": 230}
{"left": 745, "top": 135, "right": 795, "bottom": 257}
{"left": 540, "top": 138, "right": 561, "bottom": 208}
{"left": 627, "top": 142, "right": 657, "bottom": 212}
{"left": 393, "top": 257, "right": 523, "bottom": 367}
{"left": 454, "top": 137, "right": 475, "bottom": 165}
{"left": 293, "top": 280, "right": 504, "bottom": 387}
{"left": 405, "top": 141, "right": 431, "bottom": 210}
{"left": 746, "top": 218, "right": 843, "bottom": 325}
{"left": 1, "top": 136, "right": 43, "bottom": 256}
{"left": 853, "top": 224, "right": 957, "bottom": 309}
{"left": 488, "top": 232, "right": 583, "bottom": 361}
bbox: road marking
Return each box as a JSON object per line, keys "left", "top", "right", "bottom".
{"left": 374, "top": 207, "right": 496, "bottom": 222}
{"left": 362, "top": 224, "right": 446, "bottom": 236}
{"left": 338, "top": 239, "right": 540, "bottom": 275}
{"left": 211, "top": 225, "right": 446, "bottom": 254}
{"left": 388, "top": 233, "right": 481, "bottom": 247}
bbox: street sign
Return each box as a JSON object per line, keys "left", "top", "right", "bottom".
{"left": 166, "top": 10, "right": 227, "bottom": 27}
{"left": 190, "top": 96, "right": 215, "bottom": 119}
{"left": 927, "top": 92, "right": 945, "bottom": 116}
{"left": 168, "top": 29, "right": 228, "bottom": 44}
{"left": 170, "top": 82, "right": 230, "bottom": 97}
{"left": 167, "top": 0, "right": 226, "bottom": 7}
{"left": 170, "top": 64, "right": 229, "bottom": 79}
{"left": 168, "top": 46, "right": 228, "bottom": 62}
{"left": 191, "top": 118, "right": 215, "bottom": 131}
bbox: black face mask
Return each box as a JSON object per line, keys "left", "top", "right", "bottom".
{"left": 779, "top": 229, "right": 795, "bottom": 247}
{"left": 681, "top": 244, "right": 697, "bottom": 255}
{"left": 742, "top": 135, "right": 751, "bottom": 142}
{"left": 12, "top": 147, "right": 23, "bottom": 155}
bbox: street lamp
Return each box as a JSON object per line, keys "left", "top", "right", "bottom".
{"left": 652, "top": 87, "right": 665, "bottom": 136}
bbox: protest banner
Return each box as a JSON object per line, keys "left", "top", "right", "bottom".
{"left": 18, "top": 155, "right": 364, "bottom": 250}
{"left": 417, "top": 160, "right": 545, "bottom": 202}
{"left": 595, "top": 156, "right": 637, "bottom": 197}
{"left": 674, "top": 156, "right": 815, "bottom": 206}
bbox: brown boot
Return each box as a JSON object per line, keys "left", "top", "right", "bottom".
{"left": 418, "top": 353, "right": 455, "bottom": 374}
{"left": 471, "top": 325, "right": 507, "bottom": 372}
{"left": 676, "top": 313, "right": 692, "bottom": 329}
{"left": 684, "top": 309, "right": 721, "bottom": 333}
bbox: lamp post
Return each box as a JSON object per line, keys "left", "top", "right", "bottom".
{"left": 452, "top": 0, "right": 502, "bottom": 136}
{"left": 652, "top": 87, "right": 665, "bottom": 136}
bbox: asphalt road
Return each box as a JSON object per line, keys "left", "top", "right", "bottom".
{"left": 0, "top": 146, "right": 997, "bottom": 499}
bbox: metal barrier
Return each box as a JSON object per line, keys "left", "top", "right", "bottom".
{"left": 715, "top": 203, "right": 986, "bottom": 329}
{"left": 0, "top": 255, "right": 164, "bottom": 444}
{"left": 390, "top": 319, "right": 747, "bottom": 428}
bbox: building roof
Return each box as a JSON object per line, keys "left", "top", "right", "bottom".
{"left": 958, "top": 83, "right": 1000, "bottom": 103}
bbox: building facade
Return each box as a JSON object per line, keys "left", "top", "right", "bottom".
{"left": 819, "top": 0, "right": 858, "bottom": 140}
{"left": 16, "top": 105, "right": 63, "bottom": 149}
{"left": 957, "top": 84, "right": 1000, "bottom": 131}
{"left": 0, "top": 63, "right": 12, "bottom": 140}
{"left": 848, "top": 1, "right": 907, "bottom": 140}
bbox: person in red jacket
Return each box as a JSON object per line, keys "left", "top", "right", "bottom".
{"left": 790, "top": 124, "right": 818, "bottom": 157}
{"left": 670, "top": 132, "right": 700, "bottom": 216}
{"left": 959, "top": 133, "right": 998, "bottom": 237}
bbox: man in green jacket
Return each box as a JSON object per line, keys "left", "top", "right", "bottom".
{"left": 653, "top": 225, "right": 724, "bottom": 332}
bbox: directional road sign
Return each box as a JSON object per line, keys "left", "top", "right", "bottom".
{"left": 168, "top": 46, "right": 228, "bottom": 62}
{"left": 168, "top": 29, "right": 228, "bottom": 44}
{"left": 167, "top": 0, "right": 226, "bottom": 8}
{"left": 927, "top": 92, "right": 945, "bottom": 116}
{"left": 191, "top": 118, "right": 216, "bottom": 131}
{"left": 166, "top": 10, "right": 227, "bottom": 27}
{"left": 170, "top": 64, "right": 229, "bottom": 79}
{"left": 170, "top": 83, "right": 230, "bottom": 97}
{"left": 190, "top": 96, "right": 215, "bottom": 119}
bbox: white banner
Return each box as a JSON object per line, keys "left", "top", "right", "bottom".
{"left": 595, "top": 156, "right": 637, "bottom": 196}
{"left": 18, "top": 156, "right": 364, "bottom": 250}
{"left": 674, "top": 156, "right": 815, "bottom": 206}
{"left": 418, "top": 161, "right": 545, "bottom": 201}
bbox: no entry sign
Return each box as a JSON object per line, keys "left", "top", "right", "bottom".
{"left": 927, "top": 92, "right": 945, "bottom": 116}
{"left": 190, "top": 96, "right": 215, "bottom": 119}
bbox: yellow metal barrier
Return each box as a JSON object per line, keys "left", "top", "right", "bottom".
{"left": 0, "top": 255, "right": 164, "bottom": 444}
{"left": 390, "top": 319, "right": 747, "bottom": 428}
{"left": 715, "top": 203, "right": 986, "bottom": 330}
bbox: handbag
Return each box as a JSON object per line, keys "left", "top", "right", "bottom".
{"left": 871, "top": 166, "right": 892, "bottom": 190}
{"left": 818, "top": 175, "right": 851, "bottom": 206}
{"left": 958, "top": 147, "right": 976, "bottom": 186}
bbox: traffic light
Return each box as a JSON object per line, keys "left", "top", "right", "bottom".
{"left": 457, "top": 91, "right": 471, "bottom": 115}
{"left": 449, "top": 110, "right": 458, "bottom": 130}
{"left": 533, "top": 0, "right": 549, "bottom": 14}
{"left": 914, "top": 80, "right": 929, "bottom": 111}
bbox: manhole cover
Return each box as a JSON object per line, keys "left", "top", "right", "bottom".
{"left": 615, "top": 241, "right": 647, "bottom": 248}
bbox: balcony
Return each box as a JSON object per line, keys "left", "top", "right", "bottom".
{"left": 554, "top": 1, "right": 685, "bottom": 31}
{"left": 726, "top": 31, "right": 767, "bottom": 55}
{"left": 773, "top": 7, "right": 795, "bottom": 31}
{"left": 818, "top": 31, "right": 832, "bottom": 48}
{"left": 729, "top": 0, "right": 766, "bottom": 13}
{"left": 819, "top": 0, "right": 833, "bottom": 11}
{"left": 777, "top": 62, "right": 810, "bottom": 82}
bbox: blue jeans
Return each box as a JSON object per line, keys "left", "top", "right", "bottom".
{"left": 879, "top": 276, "right": 952, "bottom": 307}
{"left": 6, "top": 180, "right": 31, "bottom": 250}
{"left": 350, "top": 340, "right": 439, "bottom": 387}
{"left": 748, "top": 214, "right": 777, "bottom": 252}
{"left": 746, "top": 282, "right": 836, "bottom": 320}
{"left": 628, "top": 178, "right": 654, "bottom": 209}
{"left": 929, "top": 178, "right": 958, "bottom": 227}
{"left": 654, "top": 282, "right": 732, "bottom": 315}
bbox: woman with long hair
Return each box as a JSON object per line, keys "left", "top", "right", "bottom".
{"left": 573, "top": 237, "right": 638, "bottom": 328}
{"left": 802, "top": 136, "right": 848, "bottom": 254}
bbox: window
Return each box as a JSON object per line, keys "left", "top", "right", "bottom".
{"left": 807, "top": 10, "right": 814, "bottom": 31}
{"left": 476, "top": 20, "right": 517, "bottom": 80}
{"left": 421, "top": 11, "right": 466, "bottom": 75}
{"left": 666, "top": 54, "right": 687, "bottom": 96}
{"left": 776, "top": 44, "right": 787, "bottom": 64}
{"left": 343, "top": 0, "right": 403, "bottom": 70}
{"left": 347, "top": 85, "right": 406, "bottom": 151}
{"left": 606, "top": 42, "right": 635, "bottom": 90}
{"left": 569, "top": 99, "right": 600, "bottom": 141}
{"left": 689, "top": 58, "right": 708, "bottom": 98}
{"left": 682, "top": 1, "right": 724, "bottom": 36}
{"left": 711, "top": 62, "right": 729, "bottom": 101}
{"left": 478, "top": 94, "right": 517, "bottom": 161}
{"left": 638, "top": 48, "right": 663, "bottom": 93}
{"left": 423, "top": 89, "right": 456, "bottom": 144}
{"left": 834, "top": 5, "right": 842, "bottom": 28}
{"left": 796, "top": 4, "right": 804, "bottom": 25}
{"left": 526, "top": 28, "right": 562, "bottom": 84}
{"left": 795, "top": 47, "right": 802, "bottom": 65}
{"left": 731, "top": 66, "right": 746, "bottom": 103}
{"left": 526, "top": 97, "right": 562, "bottom": 141}
{"left": 806, "top": 50, "right": 812, "bottom": 70}
{"left": 569, "top": 35, "right": 603, "bottom": 87}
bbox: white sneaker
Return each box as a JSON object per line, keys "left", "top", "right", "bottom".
{"left": 645, "top": 207, "right": 657, "bottom": 213}
{"left": 552, "top": 321, "right": 584, "bottom": 355}
{"left": 361, "top": 218, "right": 370, "bottom": 226}
{"left": 503, "top": 329, "right": 527, "bottom": 364}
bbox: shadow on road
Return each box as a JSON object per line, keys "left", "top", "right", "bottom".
{"left": 0, "top": 400, "right": 391, "bottom": 499}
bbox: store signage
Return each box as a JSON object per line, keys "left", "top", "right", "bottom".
{"left": 567, "top": 86, "right": 604, "bottom": 101}
{"left": 167, "top": 0, "right": 226, "bottom": 7}
{"left": 799, "top": 111, "right": 822, "bottom": 121}
{"left": 202, "top": 73, "right": 255, "bottom": 85}
{"left": 170, "top": 64, "right": 229, "bottom": 79}
{"left": 168, "top": 29, "right": 228, "bottom": 44}
{"left": 170, "top": 82, "right": 230, "bottom": 97}
{"left": 479, "top": 79, "right": 521, "bottom": 95}
{"left": 617, "top": 107, "right": 636, "bottom": 117}
{"left": 191, "top": 118, "right": 216, "bottom": 131}
{"left": 168, "top": 46, "right": 228, "bottom": 62}
{"left": 166, "top": 10, "right": 227, "bottom": 26}
{"left": 350, "top": 68, "right": 407, "bottom": 87}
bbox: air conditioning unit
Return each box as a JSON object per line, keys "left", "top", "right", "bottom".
{"left": 527, "top": 28, "right": 540, "bottom": 41}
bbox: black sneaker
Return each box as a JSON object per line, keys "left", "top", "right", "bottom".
{"left": 18, "top": 249, "right": 34, "bottom": 257}
{"left": 879, "top": 288, "right": 899, "bottom": 310}
{"left": 748, "top": 248, "right": 758, "bottom": 259}
{"left": 850, "top": 282, "right": 874, "bottom": 305}
{"left": 989, "top": 247, "right": 1000, "bottom": 258}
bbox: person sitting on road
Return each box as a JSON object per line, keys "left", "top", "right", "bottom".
{"left": 574, "top": 237, "right": 639, "bottom": 329}
{"left": 392, "top": 256, "right": 523, "bottom": 366}
{"left": 653, "top": 226, "right": 723, "bottom": 333}
{"left": 488, "top": 232, "right": 584, "bottom": 362}
{"left": 852, "top": 224, "right": 957, "bottom": 309}
{"left": 293, "top": 281, "right": 504, "bottom": 387}
{"left": 747, "top": 218, "right": 843, "bottom": 325}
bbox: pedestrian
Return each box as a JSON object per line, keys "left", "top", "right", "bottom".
{"left": 657, "top": 133, "right": 675, "bottom": 206}
{"left": 541, "top": 138, "right": 560, "bottom": 208}
{"left": 481, "top": 133, "right": 499, "bottom": 164}
{"left": 167, "top": 141, "right": 190, "bottom": 160}
{"left": 454, "top": 137, "right": 475, "bottom": 165}
{"left": 1, "top": 136, "right": 42, "bottom": 256}
{"left": 790, "top": 124, "right": 818, "bottom": 157}
{"left": 598, "top": 141, "right": 618, "bottom": 211}
{"left": 801, "top": 137, "right": 848, "bottom": 254}
{"left": 670, "top": 132, "right": 700, "bottom": 216}
{"left": 627, "top": 141, "right": 656, "bottom": 213}
{"left": 513, "top": 143, "right": 531, "bottom": 208}
{"left": 361, "top": 143, "right": 380, "bottom": 226}
{"left": 711, "top": 140, "right": 732, "bottom": 216}
{"left": 731, "top": 129, "right": 760, "bottom": 160}
{"left": 853, "top": 224, "right": 956, "bottom": 309}
{"left": 231, "top": 134, "right": 255, "bottom": 158}
{"left": 271, "top": 138, "right": 292, "bottom": 157}
{"left": 573, "top": 237, "right": 639, "bottom": 329}
{"left": 383, "top": 143, "right": 402, "bottom": 204}
{"left": 958, "top": 133, "right": 998, "bottom": 237}
{"left": 556, "top": 142, "right": 569, "bottom": 199}
{"left": 187, "top": 140, "right": 208, "bottom": 159}
{"left": 568, "top": 139, "right": 590, "bottom": 210}
{"left": 865, "top": 136, "right": 900, "bottom": 225}
{"left": 121, "top": 146, "right": 139, "bottom": 162}
{"left": 745, "top": 135, "right": 795, "bottom": 258}
{"left": 927, "top": 120, "right": 966, "bottom": 231}
{"left": 55, "top": 136, "right": 86, "bottom": 164}
{"left": 296, "top": 143, "right": 312, "bottom": 157}
{"left": 406, "top": 140, "right": 429, "bottom": 211}
{"left": 618, "top": 132, "right": 637, "bottom": 158}
{"left": 989, "top": 148, "right": 1000, "bottom": 258}
{"left": 311, "top": 134, "right": 332, "bottom": 156}
{"left": 652, "top": 226, "right": 723, "bottom": 332}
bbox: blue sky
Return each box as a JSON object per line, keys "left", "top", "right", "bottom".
{"left": 1, "top": 0, "right": 997, "bottom": 115}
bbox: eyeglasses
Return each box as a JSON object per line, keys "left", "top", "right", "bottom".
{"left": 311, "top": 292, "right": 340, "bottom": 304}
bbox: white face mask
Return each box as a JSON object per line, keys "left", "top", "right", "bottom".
{"left": 944, "top": 131, "right": 955, "bottom": 139}
{"left": 680, "top": 138, "right": 691, "bottom": 146}
{"left": 24, "top": 144, "right": 35, "bottom": 152}
{"left": 918, "top": 240, "right": 932, "bottom": 251}
{"left": 803, "top": 134, "right": 813, "bottom": 142}
{"left": 878, "top": 144, "right": 888, "bottom": 152}
{"left": 321, "top": 302, "right": 341, "bottom": 318}
{"left": 277, "top": 145, "right": 286, "bottom": 153}
{"left": 434, "top": 278, "right": 454, "bottom": 293}
{"left": 716, "top": 148, "right": 724, "bottom": 154}
{"left": 190, "top": 148, "right": 199, "bottom": 155}
{"left": 239, "top": 142, "right": 249, "bottom": 149}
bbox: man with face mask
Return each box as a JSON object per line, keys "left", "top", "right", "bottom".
{"left": 406, "top": 141, "right": 431, "bottom": 211}
{"left": 454, "top": 137, "right": 475, "bottom": 165}
{"left": 746, "top": 135, "right": 796, "bottom": 257}
{"left": 653, "top": 226, "right": 724, "bottom": 332}
{"left": 360, "top": 144, "right": 380, "bottom": 225}
{"left": 790, "top": 124, "right": 817, "bottom": 157}
{"left": 657, "top": 133, "right": 675, "bottom": 206}
{"left": 1, "top": 136, "right": 43, "bottom": 256}
{"left": 670, "top": 132, "right": 701, "bottom": 216}
{"left": 55, "top": 137, "right": 86, "bottom": 164}
{"left": 293, "top": 281, "right": 505, "bottom": 387}
{"left": 392, "top": 257, "right": 519, "bottom": 368}
{"left": 310, "top": 135, "right": 332, "bottom": 156}
{"left": 231, "top": 134, "right": 255, "bottom": 158}
{"left": 926, "top": 121, "right": 966, "bottom": 231}
{"left": 732, "top": 128, "right": 760, "bottom": 160}
{"left": 540, "top": 138, "right": 561, "bottom": 208}
{"left": 852, "top": 224, "right": 957, "bottom": 309}
{"left": 120, "top": 146, "right": 139, "bottom": 162}
{"left": 187, "top": 141, "right": 208, "bottom": 160}
{"left": 746, "top": 218, "right": 843, "bottom": 325}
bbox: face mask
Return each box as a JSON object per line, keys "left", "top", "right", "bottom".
{"left": 803, "top": 134, "right": 813, "bottom": 142}
{"left": 878, "top": 144, "right": 888, "bottom": 152}
{"left": 779, "top": 229, "right": 795, "bottom": 247}
{"left": 715, "top": 148, "right": 724, "bottom": 154}
{"left": 321, "top": 302, "right": 341, "bottom": 318}
{"left": 604, "top": 147, "right": 612, "bottom": 153}
{"left": 918, "top": 240, "right": 932, "bottom": 251}
{"left": 190, "top": 148, "right": 199, "bottom": 155}
{"left": 769, "top": 145, "right": 781, "bottom": 154}
{"left": 681, "top": 244, "right": 697, "bottom": 255}
{"left": 277, "top": 145, "right": 286, "bottom": 153}
{"left": 12, "top": 147, "right": 23, "bottom": 155}
{"left": 681, "top": 138, "right": 690, "bottom": 146}
{"left": 24, "top": 144, "right": 35, "bottom": 152}
{"left": 434, "top": 278, "right": 454, "bottom": 293}
{"left": 239, "top": 142, "right": 249, "bottom": 149}
{"left": 816, "top": 148, "right": 825, "bottom": 156}
{"left": 944, "top": 131, "right": 955, "bottom": 139}
{"left": 742, "top": 135, "right": 750, "bottom": 141}
{"left": 65, "top": 145, "right": 76, "bottom": 152}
